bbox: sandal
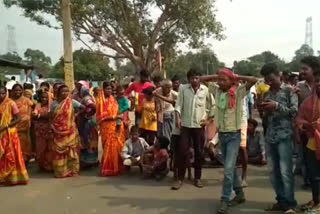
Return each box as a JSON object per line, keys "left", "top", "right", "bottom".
{"left": 284, "top": 209, "right": 296, "bottom": 214}
{"left": 265, "top": 203, "right": 283, "bottom": 211}
{"left": 300, "top": 201, "right": 315, "bottom": 211}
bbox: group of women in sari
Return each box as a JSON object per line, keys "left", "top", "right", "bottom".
{"left": 0, "top": 80, "right": 129, "bottom": 186}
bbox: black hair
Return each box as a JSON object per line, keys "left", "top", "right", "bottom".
{"left": 11, "top": 76, "right": 16, "bottom": 81}
{"left": 116, "top": 85, "right": 124, "bottom": 93}
{"left": 171, "top": 75, "right": 180, "bottom": 82}
{"left": 23, "top": 83, "right": 34, "bottom": 90}
{"left": 158, "top": 136, "right": 170, "bottom": 149}
{"left": 40, "top": 81, "right": 50, "bottom": 89}
{"left": 260, "top": 63, "right": 279, "bottom": 77}
{"left": 53, "top": 82, "right": 63, "bottom": 89}
{"left": 103, "top": 81, "right": 111, "bottom": 89}
{"left": 152, "top": 75, "right": 163, "bottom": 83}
{"left": 282, "top": 70, "right": 291, "bottom": 77}
{"left": 140, "top": 69, "right": 149, "bottom": 78}
{"left": 38, "top": 74, "right": 43, "bottom": 79}
{"left": 187, "top": 68, "right": 201, "bottom": 79}
{"left": 301, "top": 56, "right": 320, "bottom": 73}
{"left": 12, "top": 83, "right": 23, "bottom": 90}
{"left": 248, "top": 118, "right": 258, "bottom": 128}
{"left": 313, "top": 70, "right": 320, "bottom": 78}
{"left": 57, "top": 84, "right": 68, "bottom": 95}
{"left": 0, "top": 85, "right": 7, "bottom": 93}
{"left": 130, "top": 125, "right": 139, "bottom": 134}
{"left": 142, "top": 86, "right": 154, "bottom": 96}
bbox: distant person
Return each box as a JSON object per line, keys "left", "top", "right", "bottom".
{"left": 152, "top": 75, "right": 163, "bottom": 89}
{"left": 246, "top": 119, "right": 266, "bottom": 165}
{"left": 171, "top": 75, "right": 181, "bottom": 92}
{"left": 125, "top": 69, "right": 153, "bottom": 125}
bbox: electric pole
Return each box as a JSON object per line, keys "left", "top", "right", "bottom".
{"left": 61, "top": 0, "right": 75, "bottom": 90}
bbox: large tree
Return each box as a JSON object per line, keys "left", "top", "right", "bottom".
{"left": 24, "top": 49, "right": 52, "bottom": 75}
{"left": 50, "top": 48, "right": 115, "bottom": 80}
{"left": 165, "top": 47, "right": 224, "bottom": 81}
{"left": 288, "top": 44, "right": 314, "bottom": 73}
{"left": 4, "top": 0, "right": 224, "bottom": 73}
{"left": 233, "top": 51, "right": 286, "bottom": 76}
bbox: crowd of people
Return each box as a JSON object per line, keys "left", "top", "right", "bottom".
{"left": 1, "top": 56, "right": 320, "bottom": 214}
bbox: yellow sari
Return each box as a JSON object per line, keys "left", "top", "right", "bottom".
{"left": 0, "top": 98, "right": 29, "bottom": 185}
{"left": 51, "top": 96, "right": 80, "bottom": 178}
{"left": 14, "top": 96, "right": 33, "bottom": 162}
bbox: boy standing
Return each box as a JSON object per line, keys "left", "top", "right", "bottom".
{"left": 261, "top": 63, "right": 298, "bottom": 214}
{"left": 201, "top": 68, "right": 257, "bottom": 214}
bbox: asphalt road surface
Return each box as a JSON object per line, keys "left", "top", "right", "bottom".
{"left": 1, "top": 163, "right": 310, "bottom": 214}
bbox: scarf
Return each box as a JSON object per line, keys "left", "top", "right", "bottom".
{"left": 218, "top": 68, "right": 238, "bottom": 109}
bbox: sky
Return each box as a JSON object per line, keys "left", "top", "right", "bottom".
{"left": 0, "top": 0, "right": 320, "bottom": 67}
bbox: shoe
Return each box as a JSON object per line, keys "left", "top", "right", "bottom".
{"left": 241, "top": 180, "right": 248, "bottom": 188}
{"left": 171, "top": 180, "right": 182, "bottom": 190}
{"left": 217, "top": 201, "right": 228, "bottom": 214}
{"left": 228, "top": 195, "right": 246, "bottom": 207}
{"left": 265, "top": 203, "right": 283, "bottom": 211}
{"left": 194, "top": 179, "right": 204, "bottom": 188}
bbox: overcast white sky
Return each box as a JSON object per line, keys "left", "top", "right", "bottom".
{"left": 0, "top": 0, "right": 320, "bottom": 66}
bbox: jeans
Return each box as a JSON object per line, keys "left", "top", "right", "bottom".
{"left": 220, "top": 132, "right": 243, "bottom": 202}
{"left": 267, "top": 139, "right": 297, "bottom": 209}
{"left": 306, "top": 148, "right": 320, "bottom": 204}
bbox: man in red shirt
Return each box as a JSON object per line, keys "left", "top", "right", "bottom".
{"left": 125, "top": 69, "right": 153, "bottom": 125}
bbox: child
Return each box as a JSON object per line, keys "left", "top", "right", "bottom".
{"left": 139, "top": 86, "right": 158, "bottom": 146}
{"left": 116, "top": 86, "right": 130, "bottom": 135}
{"left": 121, "top": 126, "right": 149, "bottom": 172}
{"left": 143, "top": 136, "right": 170, "bottom": 180}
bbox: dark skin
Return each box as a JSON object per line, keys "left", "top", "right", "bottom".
{"left": 153, "top": 84, "right": 176, "bottom": 105}
{"left": 259, "top": 73, "right": 282, "bottom": 112}
{"left": 99, "top": 86, "right": 122, "bottom": 123}
{"left": 294, "top": 63, "right": 315, "bottom": 95}
{"left": 172, "top": 80, "right": 180, "bottom": 92}
{"left": 0, "top": 88, "right": 21, "bottom": 133}
{"left": 12, "top": 85, "right": 23, "bottom": 100}
{"left": 32, "top": 93, "right": 50, "bottom": 120}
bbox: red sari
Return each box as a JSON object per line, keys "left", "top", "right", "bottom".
{"left": 51, "top": 96, "right": 80, "bottom": 178}
{"left": 14, "top": 96, "right": 33, "bottom": 161}
{"left": 33, "top": 102, "right": 53, "bottom": 171}
{"left": 296, "top": 92, "right": 320, "bottom": 159}
{"left": 0, "top": 98, "right": 29, "bottom": 185}
{"left": 97, "top": 94, "right": 125, "bottom": 176}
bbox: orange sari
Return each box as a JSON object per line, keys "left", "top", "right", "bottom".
{"left": 0, "top": 98, "right": 29, "bottom": 185}
{"left": 97, "top": 94, "right": 125, "bottom": 176}
{"left": 14, "top": 96, "right": 33, "bottom": 161}
{"left": 33, "top": 102, "right": 53, "bottom": 171}
{"left": 51, "top": 96, "right": 80, "bottom": 178}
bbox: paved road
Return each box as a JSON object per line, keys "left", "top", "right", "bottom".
{"left": 1, "top": 163, "right": 310, "bottom": 214}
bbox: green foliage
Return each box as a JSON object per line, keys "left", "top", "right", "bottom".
{"left": 165, "top": 47, "right": 224, "bottom": 81}
{"left": 49, "top": 49, "right": 115, "bottom": 81}
{"left": 4, "top": 0, "right": 224, "bottom": 72}
{"left": 288, "top": 44, "right": 314, "bottom": 73}
{"left": 233, "top": 51, "right": 286, "bottom": 76}
{"left": 0, "top": 52, "right": 24, "bottom": 75}
{"left": 24, "top": 49, "right": 52, "bottom": 75}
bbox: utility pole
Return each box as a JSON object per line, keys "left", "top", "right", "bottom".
{"left": 61, "top": 0, "right": 74, "bottom": 90}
